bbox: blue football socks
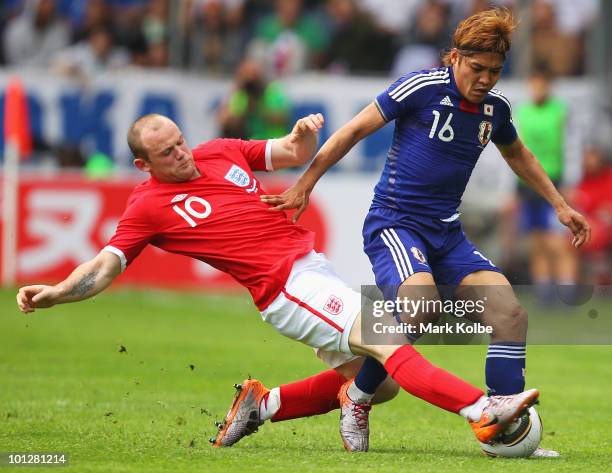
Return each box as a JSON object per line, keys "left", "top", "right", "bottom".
{"left": 485, "top": 342, "right": 526, "bottom": 395}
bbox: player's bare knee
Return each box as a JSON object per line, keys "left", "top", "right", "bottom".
{"left": 372, "top": 376, "right": 400, "bottom": 404}
{"left": 491, "top": 303, "right": 528, "bottom": 341}
{"left": 349, "top": 342, "right": 400, "bottom": 365}
{"left": 348, "top": 314, "right": 406, "bottom": 361}
{"left": 334, "top": 357, "right": 365, "bottom": 379}
{"left": 421, "top": 309, "right": 442, "bottom": 326}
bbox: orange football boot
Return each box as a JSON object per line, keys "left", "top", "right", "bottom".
{"left": 210, "top": 378, "right": 269, "bottom": 447}
{"left": 470, "top": 388, "right": 540, "bottom": 444}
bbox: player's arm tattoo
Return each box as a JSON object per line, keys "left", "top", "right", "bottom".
{"left": 66, "top": 271, "right": 99, "bottom": 298}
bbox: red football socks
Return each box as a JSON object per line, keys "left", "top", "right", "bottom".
{"left": 384, "top": 345, "right": 483, "bottom": 412}
{"left": 271, "top": 369, "right": 346, "bottom": 422}
{"left": 270, "top": 346, "right": 483, "bottom": 421}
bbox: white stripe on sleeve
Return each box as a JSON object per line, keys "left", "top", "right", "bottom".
{"left": 394, "top": 78, "right": 450, "bottom": 102}
{"left": 389, "top": 69, "right": 448, "bottom": 97}
{"left": 102, "top": 246, "right": 127, "bottom": 272}
{"left": 265, "top": 139, "right": 275, "bottom": 171}
{"left": 390, "top": 72, "right": 449, "bottom": 100}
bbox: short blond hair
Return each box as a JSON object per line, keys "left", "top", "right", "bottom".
{"left": 127, "top": 114, "right": 169, "bottom": 161}
{"left": 442, "top": 8, "right": 517, "bottom": 66}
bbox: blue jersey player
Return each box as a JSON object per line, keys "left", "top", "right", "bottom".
{"left": 260, "top": 8, "right": 590, "bottom": 456}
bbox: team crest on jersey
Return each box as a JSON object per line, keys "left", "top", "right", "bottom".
{"left": 410, "top": 247, "right": 427, "bottom": 265}
{"left": 224, "top": 164, "right": 251, "bottom": 187}
{"left": 478, "top": 121, "right": 493, "bottom": 146}
{"left": 324, "top": 295, "right": 344, "bottom": 315}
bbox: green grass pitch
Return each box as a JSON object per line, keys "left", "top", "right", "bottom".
{"left": 1, "top": 288, "right": 611, "bottom": 472}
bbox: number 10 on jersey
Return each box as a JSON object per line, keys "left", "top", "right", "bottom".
{"left": 173, "top": 196, "right": 212, "bottom": 227}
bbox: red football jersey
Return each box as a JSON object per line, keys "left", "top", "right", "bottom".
{"left": 104, "top": 138, "right": 315, "bottom": 310}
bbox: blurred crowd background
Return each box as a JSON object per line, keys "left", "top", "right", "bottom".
{"left": 0, "top": 0, "right": 610, "bottom": 290}
{"left": 0, "top": 0, "right": 605, "bottom": 77}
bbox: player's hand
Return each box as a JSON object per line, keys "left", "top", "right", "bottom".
{"left": 557, "top": 206, "right": 591, "bottom": 248}
{"left": 289, "top": 113, "right": 324, "bottom": 144}
{"left": 16, "top": 285, "right": 59, "bottom": 313}
{"left": 260, "top": 181, "right": 312, "bottom": 223}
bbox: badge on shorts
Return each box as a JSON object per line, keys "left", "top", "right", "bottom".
{"left": 224, "top": 164, "right": 251, "bottom": 187}
{"left": 410, "top": 247, "right": 428, "bottom": 265}
{"left": 324, "top": 295, "right": 344, "bottom": 315}
{"left": 478, "top": 120, "right": 493, "bottom": 146}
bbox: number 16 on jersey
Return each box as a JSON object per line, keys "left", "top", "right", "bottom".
{"left": 429, "top": 111, "right": 454, "bottom": 142}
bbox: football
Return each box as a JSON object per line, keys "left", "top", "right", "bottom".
{"left": 480, "top": 407, "right": 543, "bottom": 458}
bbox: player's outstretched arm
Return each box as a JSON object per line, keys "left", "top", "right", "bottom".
{"left": 16, "top": 251, "right": 122, "bottom": 313}
{"left": 497, "top": 138, "right": 591, "bottom": 248}
{"left": 261, "top": 103, "right": 386, "bottom": 222}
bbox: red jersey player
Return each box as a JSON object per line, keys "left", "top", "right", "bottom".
{"left": 16, "top": 114, "right": 539, "bottom": 451}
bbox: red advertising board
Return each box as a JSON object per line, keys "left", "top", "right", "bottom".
{"left": 0, "top": 173, "right": 328, "bottom": 291}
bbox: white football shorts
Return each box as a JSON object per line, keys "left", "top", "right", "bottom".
{"left": 260, "top": 251, "right": 360, "bottom": 368}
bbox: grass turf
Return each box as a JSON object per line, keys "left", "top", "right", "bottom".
{"left": 1, "top": 288, "right": 611, "bottom": 472}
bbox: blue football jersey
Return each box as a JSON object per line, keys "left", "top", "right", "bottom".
{"left": 373, "top": 66, "right": 517, "bottom": 219}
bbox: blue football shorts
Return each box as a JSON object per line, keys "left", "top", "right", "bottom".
{"left": 363, "top": 207, "right": 502, "bottom": 300}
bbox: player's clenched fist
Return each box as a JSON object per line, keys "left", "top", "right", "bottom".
{"left": 16, "top": 285, "right": 59, "bottom": 313}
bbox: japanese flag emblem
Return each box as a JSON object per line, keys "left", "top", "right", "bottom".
{"left": 410, "top": 246, "right": 428, "bottom": 265}
{"left": 224, "top": 164, "right": 251, "bottom": 187}
{"left": 478, "top": 121, "right": 493, "bottom": 146}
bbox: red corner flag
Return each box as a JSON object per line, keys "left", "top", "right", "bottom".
{"left": 4, "top": 78, "right": 32, "bottom": 158}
